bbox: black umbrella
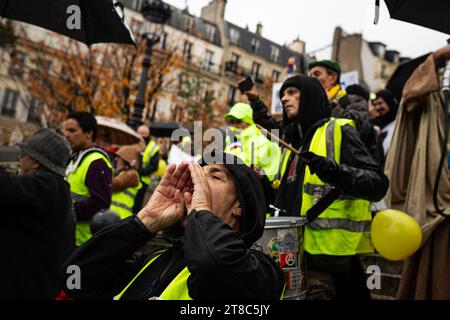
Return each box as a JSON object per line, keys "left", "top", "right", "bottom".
{"left": 379, "top": 0, "right": 450, "bottom": 35}
{"left": 385, "top": 53, "right": 429, "bottom": 101}
{"left": 149, "top": 121, "right": 181, "bottom": 138}
{"left": 0, "top": 0, "right": 136, "bottom": 46}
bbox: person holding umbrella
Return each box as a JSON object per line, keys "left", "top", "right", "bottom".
{"left": 64, "top": 112, "right": 113, "bottom": 246}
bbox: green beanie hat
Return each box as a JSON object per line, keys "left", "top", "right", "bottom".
{"left": 308, "top": 59, "right": 341, "bottom": 76}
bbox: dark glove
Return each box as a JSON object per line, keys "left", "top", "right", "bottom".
{"left": 300, "top": 151, "right": 338, "bottom": 181}
{"left": 300, "top": 151, "right": 354, "bottom": 193}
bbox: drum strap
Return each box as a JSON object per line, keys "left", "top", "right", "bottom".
{"left": 305, "top": 187, "right": 342, "bottom": 223}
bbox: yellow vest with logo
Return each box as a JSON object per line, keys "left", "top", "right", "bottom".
{"left": 141, "top": 140, "right": 160, "bottom": 185}
{"left": 110, "top": 170, "right": 142, "bottom": 219}
{"left": 300, "top": 118, "right": 373, "bottom": 255}
{"left": 66, "top": 149, "right": 113, "bottom": 246}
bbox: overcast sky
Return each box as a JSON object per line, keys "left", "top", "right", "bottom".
{"left": 164, "top": 0, "right": 448, "bottom": 59}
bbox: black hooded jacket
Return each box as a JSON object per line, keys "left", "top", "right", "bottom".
{"left": 249, "top": 75, "right": 389, "bottom": 217}
{"left": 372, "top": 89, "right": 399, "bottom": 129}
{"left": 60, "top": 153, "right": 284, "bottom": 300}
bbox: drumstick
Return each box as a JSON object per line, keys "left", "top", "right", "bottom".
{"left": 256, "top": 124, "right": 300, "bottom": 156}
{"left": 250, "top": 141, "right": 255, "bottom": 169}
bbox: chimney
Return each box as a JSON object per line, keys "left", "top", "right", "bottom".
{"left": 288, "top": 37, "right": 306, "bottom": 54}
{"left": 200, "top": 0, "right": 226, "bottom": 25}
{"left": 256, "top": 22, "right": 263, "bottom": 36}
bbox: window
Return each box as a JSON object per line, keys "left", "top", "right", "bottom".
{"left": 251, "top": 62, "right": 261, "bottom": 80}
{"left": 8, "top": 51, "right": 26, "bottom": 79}
{"left": 31, "top": 59, "right": 52, "bottom": 80}
{"left": 228, "top": 86, "right": 237, "bottom": 106}
{"left": 122, "top": 0, "right": 141, "bottom": 11}
{"left": 229, "top": 28, "right": 240, "bottom": 45}
{"left": 270, "top": 46, "right": 280, "bottom": 62}
{"left": 27, "top": 98, "right": 41, "bottom": 124}
{"left": 130, "top": 18, "right": 143, "bottom": 35}
{"left": 380, "top": 64, "right": 388, "bottom": 79}
{"left": 231, "top": 52, "right": 240, "bottom": 65}
{"left": 185, "top": 16, "right": 195, "bottom": 32}
{"left": 203, "top": 50, "right": 214, "bottom": 71}
{"left": 272, "top": 70, "right": 280, "bottom": 82}
{"left": 1, "top": 88, "right": 19, "bottom": 117}
{"left": 159, "top": 32, "right": 168, "bottom": 50}
{"left": 251, "top": 38, "right": 260, "bottom": 53}
{"left": 183, "top": 41, "right": 193, "bottom": 62}
{"left": 205, "top": 24, "right": 215, "bottom": 42}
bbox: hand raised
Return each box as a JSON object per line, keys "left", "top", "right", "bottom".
{"left": 183, "top": 162, "right": 212, "bottom": 214}
{"left": 137, "top": 162, "right": 191, "bottom": 233}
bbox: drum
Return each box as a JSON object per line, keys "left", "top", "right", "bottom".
{"left": 253, "top": 216, "right": 307, "bottom": 300}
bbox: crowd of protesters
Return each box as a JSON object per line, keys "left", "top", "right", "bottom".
{"left": 2, "top": 42, "right": 450, "bottom": 300}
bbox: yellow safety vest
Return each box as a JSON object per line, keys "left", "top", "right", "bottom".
{"left": 141, "top": 140, "right": 160, "bottom": 185}
{"left": 300, "top": 118, "right": 373, "bottom": 255}
{"left": 110, "top": 170, "right": 142, "bottom": 219}
{"left": 66, "top": 148, "right": 113, "bottom": 246}
{"left": 114, "top": 251, "right": 192, "bottom": 300}
{"left": 114, "top": 251, "right": 285, "bottom": 300}
{"left": 272, "top": 147, "right": 292, "bottom": 189}
{"left": 224, "top": 125, "right": 281, "bottom": 181}
{"left": 275, "top": 119, "right": 373, "bottom": 255}
{"left": 154, "top": 159, "right": 168, "bottom": 178}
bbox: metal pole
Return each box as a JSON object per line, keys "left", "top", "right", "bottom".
{"left": 128, "top": 35, "right": 157, "bottom": 130}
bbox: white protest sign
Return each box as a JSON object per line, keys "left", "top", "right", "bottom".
{"left": 340, "top": 70, "right": 359, "bottom": 89}
{"left": 271, "top": 82, "right": 283, "bottom": 115}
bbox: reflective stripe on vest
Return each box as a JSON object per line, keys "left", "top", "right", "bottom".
{"left": 71, "top": 193, "right": 89, "bottom": 202}
{"left": 67, "top": 149, "right": 113, "bottom": 247}
{"left": 114, "top": 251, "right": 192, "bottom": 300}
{"left": 141, "top": 140, "right": 160, "bottom": 185}
{"left": 301, "top": 118, "right": 374, "bottom": 255}
{"left": 276, "top": 147, "right": 292, "bottom": 182}
{"left": 110, "top": 170, "right": 142, "bottom": 219}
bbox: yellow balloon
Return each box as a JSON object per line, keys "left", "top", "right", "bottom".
{"left": 371, "top": 209, "right": 422, "bottom": 261}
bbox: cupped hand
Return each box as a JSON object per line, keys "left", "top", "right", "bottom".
{"left": 183, "top": 161, "right": 212, "bottom": 214}
{"left": 137, "top": 161, "right": 191, "bottom": 233}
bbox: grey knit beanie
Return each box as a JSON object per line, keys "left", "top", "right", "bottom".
{"left": 19, "top": 128, "right": 71, "bottom": 176}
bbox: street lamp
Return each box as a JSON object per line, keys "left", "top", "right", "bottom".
{"left": 128, "top": 0, "right": 171, "bottom": 130}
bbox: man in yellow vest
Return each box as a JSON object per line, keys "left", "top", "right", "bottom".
{"left": 61, "top": 153, "right": 285, "bottom": 300}
{"left": 134, "top": 125, "right": 160, "bottom": 213}
{"left": 110, "top": 145, "right": 142, "bottom": 219}
{"left": 308, "top": 60, "right": 346, "bottom": 106}
{"left": 248, "top": 75, "right": 389, "bottom": 299}
{"left": 224, "top": 103, "right": 281, "bottom": 182}
{"left": 64, "top": 112, "right": 113, "bottom": 246}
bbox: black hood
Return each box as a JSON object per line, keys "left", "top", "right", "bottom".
{"left": 199, "top": 152, "right": 266, "bottom": 247}
{"left": 279, "top": 75, "right": 331, "bottom": 148}
{"left": 372, "top": 89, "right": 399, "bottom": 129}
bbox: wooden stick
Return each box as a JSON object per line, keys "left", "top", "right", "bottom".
{"left": 256, "top": 124, "right": 300, "bottom": 156}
